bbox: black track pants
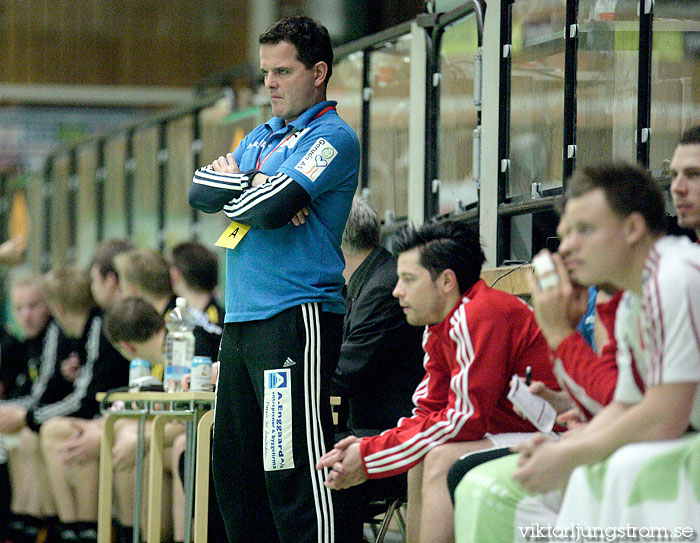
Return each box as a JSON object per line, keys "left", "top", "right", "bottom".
{"left": 212, "top": 303, "right": 354, "bottom": 543}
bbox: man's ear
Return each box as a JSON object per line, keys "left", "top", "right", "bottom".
{"left": 123, "top": 281, "right": 137, "bottom": 297}
{"left": 439, "top": 268, "right": 459, "bottom": 294}
{"left": 118, "top": 340, "right": 136, "bottom": 357}
{"left": 105, "top": 271, "right": 119, "bottom": 289}
{"left": 51, "top": 302, "right": 66, "bottom": 318}
{"left": 623, "top": 212, "right": 647, "bottom": 245}
{"left": 169, "top": 266, "right": 181, "bottom": 287}
{"left": 313, "top": 61, "right": 328, "bottom": 88}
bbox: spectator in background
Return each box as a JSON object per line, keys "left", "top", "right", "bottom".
{"left": 104, "top": 296, "right": 167, "bottom": 376}
{"left": 114, "top": 248, "right": 177, "bottom": 320}
{"left": 88, "top": 239, "right": 134, "bottom": 312}
{"left": 41, "top": 297, "right": 179, "bottom": 543}
{"left": 169, "top": 240, "right": 224, "bottom": 361}
{"left": 0, "top": 272, "right": 73, "bottom": 540}
{"left": 53, "top": 239, "right": 134, "bottom": 387}
{"left": 1, "top": 266, "right": 129, "bottom": 543}
{"left": 115, "top": 247, "right": 221, "bottom": 362}
{"left": 36, "top": 241, "right": 134, "bottom": 543}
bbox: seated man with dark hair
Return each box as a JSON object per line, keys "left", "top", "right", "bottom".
{"left": 318, "top": 220, "right": 559, "bottom": 543}
{"left": 88, "top": 238, "right": 134, "bottom": 312}
{"left": 116, "top": 247, "right": 222, "bottom": 363}
{"left": 169, "top": 240, "right": 224, "bottom": 362}
{"left": 42, "top": 297, "right": 179, "bottom": 543}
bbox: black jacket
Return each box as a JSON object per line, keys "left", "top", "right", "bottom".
{"left": 332, "top": 246, "right": 425, "bottom": 433}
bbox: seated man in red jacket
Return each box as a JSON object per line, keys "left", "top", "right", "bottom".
{"left": 317, "top": 220, "right": 559, "bottom": 543}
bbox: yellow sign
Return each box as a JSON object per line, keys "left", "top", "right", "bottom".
{"left": 215, "top": 221, "right": 251, "bottom": 250}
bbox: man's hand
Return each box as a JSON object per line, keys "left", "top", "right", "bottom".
{"left": 210, "top": 153, "right": 239, "bottom": 174}
{"left": 58, "top": 419, "right": 101, "bottom": 464}
{"left": 316, "top": 435, "right": 367, "bottom": 490}
{"left": 290, "top": 208, "right": 309, "bottom": 226}
{"left": 511, "top": 432, "right": 552, "bottom": 463}
{"left": 527, "top": 251, "right": 590, "bottom": 350}
{"left": 557, "top": 408, "right": 586, "bottom": 432}
{"left": 512, "top": 435, "right": 576, "bottom": 493}
{"left": 60, "top": 352, "right": 81, "bottom": 383}
{"left": 181, "top": 373, "right": 191, "bottom": 391}
{"left": 528, "top": 381, "right": 574, "bottom": 415}
{"left": 0, "top": 405, "right": 28, "bottom": 434}
{"left": 0, "top": 235, "right": 26, "bottom": 265}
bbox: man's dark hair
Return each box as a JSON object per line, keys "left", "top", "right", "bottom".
{"left": 89, "top": 239, "right": 135, "bottom": 277}
{"left": 170, "top": 241, "right": 219, "bottom": 293}
{"left": 342, "top": 197, "right": 381, "bottom": 253}
{"left": 259, "top": 16, "right": 333, "bottom": 86}
{"left": 392, "top": 221, "right": 485, "bottom": 295}
{"left": 104, "top": 296, "right": 165, "bottom": 345}
{"left": 679, "top": 126, "right": 700, "bottom": 146}
{"left": 566, "top": 161, "right": 666, "bottom": 236}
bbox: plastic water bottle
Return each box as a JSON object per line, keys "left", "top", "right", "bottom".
{"left": 164, "top": 297, "right": 195, "bottom": 392}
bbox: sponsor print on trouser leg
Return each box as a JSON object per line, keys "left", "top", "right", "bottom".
{"left": 260, "top": 303, "right": 345, "bottom": 543}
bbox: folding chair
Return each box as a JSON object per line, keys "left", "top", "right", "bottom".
{"left": 364, "top": 494, "right": 407, "bottom": 543}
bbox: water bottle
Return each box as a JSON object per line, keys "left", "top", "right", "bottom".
{"left": 164, "top": 297, "right": 195, "bottom": 392}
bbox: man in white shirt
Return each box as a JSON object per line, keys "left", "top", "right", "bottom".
{"left": 454, "top": 161, "right": 700, "bottom": 542}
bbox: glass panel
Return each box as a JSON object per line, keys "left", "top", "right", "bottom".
{"left": 649, "top": 4, "right": 700, "bottom": 173}
{"left": 76, "top": 144, "right": 97, "bottom": 268}
{"left": 103, "top": 136, "right": 127, "bottom": 239}
{"left": 50, "top": 155, "right": 70, "bottom": 266}
{"left": 163, "top": 115, "right": 194, "bottom": 250}
{"left": 438, "top": 13, "right": 480, "bottom": 214}
{"left": 327, "top": 51, "right": 363, "bottom": 165}
{"left": 132, "top": 126, "right": 159, "bottom": 248}
{"left": 577, "top": 0, "right": 639, "bottom": 168}
{"left": 509, "top": 0, "right": 566, "bottom": 198}
{"left": 368, "top": 35, "right": 412, "bottom": 221}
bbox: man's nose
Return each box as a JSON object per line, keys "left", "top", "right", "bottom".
{"left": 671, "top": 175, "right": 687, "bottom": 194}
{"left": 558, "top": 235, "right": 572, "bottom": 255}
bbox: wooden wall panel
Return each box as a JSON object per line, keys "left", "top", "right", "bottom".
{"left": 49, "top": 155, "right": 71, "bottom": 266}
{"left": 76, "top": 144, "right": 98, "bottom": 268}
{"left": 0, "top": 0, "right": 249, "bottom": 88}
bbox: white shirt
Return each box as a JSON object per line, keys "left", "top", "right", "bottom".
{"left": 614, "top": 236, "right": 700, "bottom": 428}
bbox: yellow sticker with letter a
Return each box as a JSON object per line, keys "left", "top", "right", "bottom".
{"left": 214, "top": 221, "right": 250, "bottom": 250}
